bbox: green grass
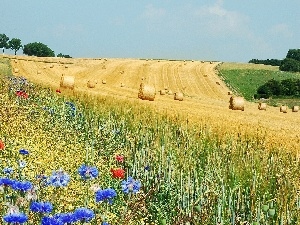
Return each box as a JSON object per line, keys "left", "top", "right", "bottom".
{"left": 218, "top": 62, "right": 300, "bottom": 105}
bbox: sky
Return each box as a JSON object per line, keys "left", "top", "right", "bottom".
{"left": 1, "top": 0, "right": 299, "bottom": 62}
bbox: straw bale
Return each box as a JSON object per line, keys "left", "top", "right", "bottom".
{"left": 174, "top": 92, "right": 183, "bottom": 101}
{"left": 87, "top": 80, "right": 96, "bottom": 88}
{"left": 43, "top": 66, "right": 47, "bottom": 69}
{"left": 102, "top": 80, "right": 107, "bottom": 84}
{"left": 229, "top": 96, "right": 244, "bottom": 111}
{"left": 228, "top": 91, "right": 232, "bottom": 95}
{"left": 121, "top": 83, "right": 125, "bottom": 87}
{"left": 37, "top": 70, "right": 41, "bottom": 75}
{"left": 168, "top": 90, "right": 173, "bottom": 95}
{"left": 292, "top": 106, "right": 299, "bottom": 112}
{"left": 216, "top": 81, "right": 220, "bottom": 85}
{"left": 160, "top": 90, "right": 166, "bottom": 95}
{"left": 14, "top": 68, "right": 19, "bottom": 73}
{"left": 138, "top": 83, "right": 155, "bottom": 101}
{"left": 50, "top": 64, "right": 54, "bottom": 68}
{"left": 60, "top": 75, "right": 75, "bottom": 90}
{"left": 280, "top": 105, "right": 288, "bottom": 113}
{"left": 258, "top": 102, "right": 267, "bottom": 111}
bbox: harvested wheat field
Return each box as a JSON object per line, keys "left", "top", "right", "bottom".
{"left": 7, "top": 56, "right": 300, "bottom": 151}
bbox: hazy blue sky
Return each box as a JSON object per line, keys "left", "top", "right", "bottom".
{"left": 1, "top": 0, "right": 299, "bottom": 62}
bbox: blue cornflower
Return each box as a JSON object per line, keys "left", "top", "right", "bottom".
{"left": 78, "top": 164, "right": 99, "bottom": 180}
{"left": 73, "top": 207, "right": 95, "bottom": 222}
{"left": 47, "top": 169, "right": 70, "bottom": 187}
{"left": 19, "top": 149, "right": 29, "bottom": 155}
{"left": 41, "top": 216, "right": 64, "bottom": 225}
{"left": 54, "top": 212, "right": 76, "bottom": 224}
{"left": 0, "top": 177, "right": 13, "bottom": 186}
{"left": 144, "top": 165, "right": 150, "bottom": 171}
{"left": 65, "top": 102, "right": 76, "bottom": 111}
{"left": 3, "top": 212, "right": 28, "bottom": 224}
{"left": 95, "top": 188, "right": 117, "bottom": 204}
{"left": 3, "top": 167, "right": 14, "bottom": 175}
{"left": 11, "top": 180, "right": 33, "bottom": 192}
{"left": 121, "top": 177, "right": 142, "bottom": 194}
{"left": 30, "top": 201, "right": 53, "bottom": 214}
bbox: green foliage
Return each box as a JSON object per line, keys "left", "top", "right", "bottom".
{"left": 256, "top": 78, "right": 300, "bottom": 98}
{"left": 248, "top": 59, "right": 282, "bottom": 66}
{"left": 23, "top": 42, "right": 55, "bottom": 57}
{"left": 0, "top": 33, "right": 9, "bottom": 53}
{"left": 279, "top": 49, "right": 300, "bottom": 72}
{"left": 8, "top": 38, "right": 22, "bottom": 55}
{"left": 279, "top": 58, "right": 300, "bottom": 72}
{"left": 57, "top": 53, "right": 72, "bottom": 58}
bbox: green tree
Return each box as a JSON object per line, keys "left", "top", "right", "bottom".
{"left": 286, "top": 49, "right": 300, "bottom": 61}
{"left": 57, "top": 53, "right": 72, "bottom": 58}
{"left": 23, "top": 42, "right": 55, "bottom": 57}
{"left": 279, "top": 58, "right": 300, "bottom": 72}
{"left": 8, "top": 38, "right": 22, "bottom": 55}
{"left": 0, "top": 34, "right": 9, "bottom": 54}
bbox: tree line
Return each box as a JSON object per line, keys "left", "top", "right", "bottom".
{"left": 254, "top": 78, "right": 300, "bottom": 99}
{"left": 0, "top": 33, "right": 71, "bottom": 58}
{"left": 249, "top": 49, "right": 300, "bottom": 72}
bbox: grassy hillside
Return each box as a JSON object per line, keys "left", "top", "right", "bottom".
{"left": 218, "top": 62, "right": 300, "bottom": 106}
{"left": 1, "top": 58, "right": 300, "bottom": 224}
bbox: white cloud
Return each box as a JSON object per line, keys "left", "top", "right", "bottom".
{"left": 141, "top": 4, "right": 166, "bottom": 20}
{"left": 269, "top": 23, "right": 293, "bottom": 38}
{"left": 193, "top": 0, "right": 249, "bottom": 35}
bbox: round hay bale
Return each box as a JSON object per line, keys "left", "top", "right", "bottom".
{"left": 216, "top": 81, "right": 220, "bottom": 85}
{"left": 160, "top": 90, "right": 166, "bottom": 95}
{"left": 120, "top": 83, "right": 125, "bottom": 87}
{"left": 258, "top": 102, "right": 267, "bottom": 111}
{"left": 50, "top": 64, "right": 54, "bottom": 68}
{"left": 102, "top": 80, "right": 107, "bottom": 84}
{"left": 138, "top": 83, "right": 156, "bottom": 101}
{"left": 280, "top": 105, "right": 288, "bottom": 113}
{"left": 174, "top": 92, "right": 183, "bottom": 101}
{"left": 60, "top": 75, "right": 75, "bottom": 90}
{"left": 14, "top": 68, "right": 19, "bottom": 73}
{"left": 65, "top": 65, "right": 69, "bottom": 68}
{"left": 228, "top": 91, "right": 232, "bottom": 95}
{"left": 43, "top": 66, "right": 47, "bottom": 69}
{"left": 37, "top": 70, "right": 42, "bottom": 75}
{"left": 229, "top": 96, "right": 244, "bottom": 111}
{"left": 292, "top": 106, "right": 299, "bottom": 112}
{"left": 87, "top": 80, "right": 96, "bottom": 88}
{"left": 14, "top": 59, "right": 17, "bottom": 63}
{"left": 168, "top": 90, "right": 173, "bottom": 95}
{"left": 203, "top": 74, "right": 208, "bottom": 77}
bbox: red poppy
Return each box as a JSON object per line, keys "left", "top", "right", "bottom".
{"left": 56, "top": 89, "right": 61, "bottom": 93}
{"left": 0, "top": 140, "right": 5, "bottom": 150}
{"left": 110, "top": 168, "right": 125, "bottom": 179}
{"left": 115, "top": 155, "right": 124, "bottom": 162}
{"left": 16, "top": 90, "right": 28, "bottom": 99}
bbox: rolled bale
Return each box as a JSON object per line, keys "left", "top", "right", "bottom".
{"left": 102, "top": 80, "right": 107, "bottom": 84}
{"left": 168, "top": 90, "right": 173, "bottom": 95}
{"left": 43, "top": 66, "right": 47, "bottom": 69}
{"left": 280, "top": 105, "right": 288, "bottom": 113}
{"left": 60, "top": 75, "right": 75, "bottom": 90}
{"left": 160, "top": 89, "right": 166, "bottom": 95}
{"left": 138, "top": 83, "right": 155, "bottom": 101}
{"left": 50, "top": 64, "right": 54, "bottom": 68}
{"left": 258, "top": 102, "right": 267, "bottom": 111}
{"left": 120, "top": 83, "right": 125, "bottom": 87}
{"left": 228, "top": 91, "right": 232, "bottom": 95}
{"left": 174, "top": 92, "right": 183, "bottom": 101}
{"left": 87, "top": 80, "right": 96, "bottom": 88}
{"left": 229, "top": 96, "right": 244, "bottom": 111}
{"left": 216, "top": 81, "right": 220, "bottom": 85}
{"left": 65, "top": 65, "right": 68, "bottom": 68}
{"left": 37, "top": 70, "right": 42, "bottom": 75}
{"left": 14, "top": 68, "right": 19, "bottom": 73}
{"left": 292, "top": 106, "right": 299, "bottom": 112}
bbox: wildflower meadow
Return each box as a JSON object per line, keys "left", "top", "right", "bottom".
{"left": 1, "top": 57, "right": 300, "bottom": 224}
